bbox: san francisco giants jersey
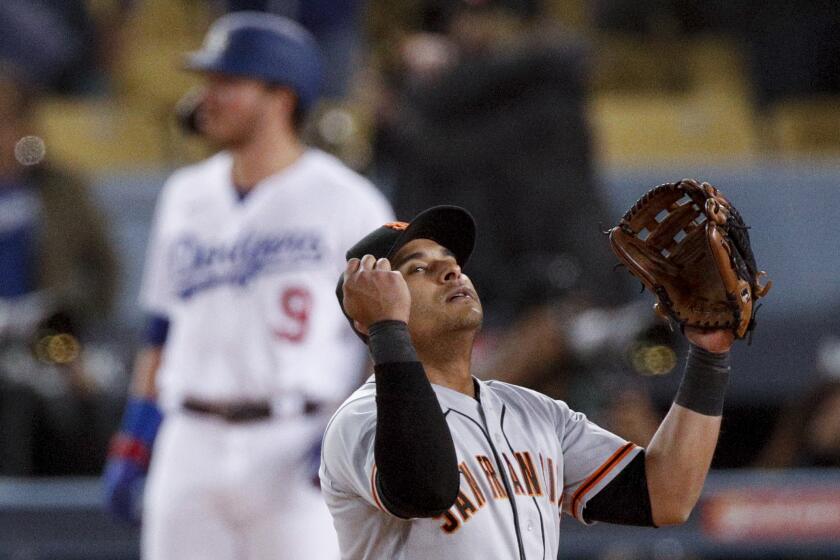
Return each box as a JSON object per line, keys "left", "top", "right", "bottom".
{"left": 140, "top": 149, "right": 393, "bottom": 412}
{"left": 320, "top": 377, "right": 640, "bottom": 559}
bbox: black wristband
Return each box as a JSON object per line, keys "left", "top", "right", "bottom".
{"left": 368, "top": 320, "right": 417, "bottom": 365}
{"left": 674, "top": 344, "right": 731, "bottom": 416}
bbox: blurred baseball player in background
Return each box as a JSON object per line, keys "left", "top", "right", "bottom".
{"left": 323, "top": 206, "right": 735, "bottom": 558}
{"left": 103, "top": 12, "right": 392, "bottom": 560}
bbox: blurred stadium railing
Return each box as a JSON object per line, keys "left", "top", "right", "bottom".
{"left": 2, "top": 470, "right": 839, "bottom": 560}
{"left": 0, "top": 477, "right": 139, "bottom": 559}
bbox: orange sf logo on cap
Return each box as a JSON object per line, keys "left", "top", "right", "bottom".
{"left": 383, "top": 221, "right": 409, "bottom": 231}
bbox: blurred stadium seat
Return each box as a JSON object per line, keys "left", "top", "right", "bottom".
{"left": 35, "top": 99, "right": 172, "bottom": 172}
{"left": 767, "top": 96, "right": 840, "bottom": 155}
{"left": 31, "top": 0, "right": 210, "bottom": 172}
{"left": 683, "top": 37, "right": 750, "bottom": 96}
{"left": 589, "top": 34, "right": 762, "bottom": 164}
{"left": 113, "top": 40, "right": 201, "bottom": 110}
{"left": 111, "top": 1, "right": 205, "bottom": 105}
{"left": 592, "top": 36, "right": 692, "bottom": 94}
{"left": 589, "top": 91, "right": 757, "bottom": 164}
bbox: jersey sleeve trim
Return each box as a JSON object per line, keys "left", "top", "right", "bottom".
{"left": 370, "top": 464, "right": 388, "bottom": 514}
{"left": 570, "top": 442, "right": 640, "bottom": 521}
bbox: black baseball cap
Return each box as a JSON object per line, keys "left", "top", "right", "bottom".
{"left": 336, "top": 205, "right": 476, "bottom": 341}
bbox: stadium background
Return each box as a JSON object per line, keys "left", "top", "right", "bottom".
{"left": 1, "top": 0, "right": 839, "bottom": 558}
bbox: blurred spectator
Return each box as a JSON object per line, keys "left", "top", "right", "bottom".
{"left": 755, "top": 336, "right": 840, "bottom": 468}
{"left": 739, "top": 1, "right": 840, "bottom": 109}
{"left": 371, "top": 0, "right": 634, "bottom": 398}
{"left": 0, "top": 70, "right": 117, "bottom": 335}
{"left": 0, "top": 0, "right": 134, "bottom": 96}
{"left": 592, "top": 0, "right": 729, "bottom": 35}
{"left": 0, "top": 69, "right": 120, "bottom": 475}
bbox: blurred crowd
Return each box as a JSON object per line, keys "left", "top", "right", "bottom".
{"left": 591, "top": 0, "right": 840, "bottom": 109}
{"left": 0, "top": 69, "right": 120, "bottom": 475}
{"left": 1, "top": 0, "right": 839, "bottom": 478}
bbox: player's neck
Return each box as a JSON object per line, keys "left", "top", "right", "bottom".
{"left": 230, "top": 131, "right": 305, "bottom": 191}
{"left": 416, "top": 334, "right": 476, "bottom": 398}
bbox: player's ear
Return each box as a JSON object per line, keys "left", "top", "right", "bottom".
{"left": 270, "top": 86, "right": 298, "bottom": 124}
{"left": 353, "top": 320, "right": 369, "bottom": 337}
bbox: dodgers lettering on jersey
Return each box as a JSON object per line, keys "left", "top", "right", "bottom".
{"left": 140, "top": 149, "right": 393, "bottom": 411}
{"left": 170, "top": 229, "right": 324, "bottom": 299}
{"left": 320, "top": 378, "right": 640, "bottom": 560}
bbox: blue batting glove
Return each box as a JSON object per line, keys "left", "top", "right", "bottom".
{"left": 102, "top": 398, "right": 162, "bottom": 524}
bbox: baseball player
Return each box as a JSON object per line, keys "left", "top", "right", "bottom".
{"left": 321, "top": 206, "right": 734, "bottom": 559}
{"left": 102, "top": 12, "right": 393, "bottom": 560}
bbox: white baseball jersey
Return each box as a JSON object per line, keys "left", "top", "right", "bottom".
{"left": 138, "top": 148, "right": 392, "bottom": 560}
{"left": 320, "top": 377, "right": 640, "bottom": 559}
{"left": 141, "top": 148, "right": 393, "bottom": 412}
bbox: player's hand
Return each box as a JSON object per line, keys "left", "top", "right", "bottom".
{"left": 342, "top": 255, "right": 411, "bottom": 332}
{"left": 684, "top": 327, "right": 734, "bottom": 354}
{"left": 103, "top": 456, "right": 146, "bottom": 524}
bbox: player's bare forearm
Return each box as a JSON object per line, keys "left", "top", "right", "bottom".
{"left": 644, "top": 404, "right": 721, "bottom": 525}
{"left": 644, "top": 328, "right": 731, "bottom": 526}
{"left": 129, "top": 346, "right": 164, "bottom": 399}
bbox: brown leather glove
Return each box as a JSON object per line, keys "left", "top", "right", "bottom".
{"left": 609, "top": 179, "right": 771, "bottom": 338}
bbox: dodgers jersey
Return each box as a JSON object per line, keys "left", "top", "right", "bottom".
{"left": 140, "top": 149, "right": 393, "bottom": 412}
{"left": 320, "top": 377, "right": 640, "bottom": 559}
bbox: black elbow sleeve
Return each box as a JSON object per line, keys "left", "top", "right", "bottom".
{"left": 373, "top": 360, "right": 459, "bottom": 518}
{"left": 583, "top": 451, "right": 655, "bottom": 527}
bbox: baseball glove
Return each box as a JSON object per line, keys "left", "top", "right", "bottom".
{"left": 608, "top": 179, "right": 771, "bottom": 339}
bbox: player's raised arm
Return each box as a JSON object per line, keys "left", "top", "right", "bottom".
{"left": 643, "top": 328, "right": 732, "bottom": 526}
{"left": 341, "top": 254, "right": 460, "bottom": 518}
{"left": 605, "top": 179, "right": 770, "bottom": 526}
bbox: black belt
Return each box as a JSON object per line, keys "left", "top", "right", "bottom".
{"left": 183, "top": 398, "right": 272, "bottom": 422}
{"left": 182, "top": 397, "right": 324, "bottom": 422}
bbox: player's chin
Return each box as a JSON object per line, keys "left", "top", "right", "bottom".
{"left": 450, "top": 303, "right": 483, "bottom": 330}
{"left": 197, "top": 122, "right": 226, "bottom": 144}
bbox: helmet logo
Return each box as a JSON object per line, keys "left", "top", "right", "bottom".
{"left": 383, "top": 221, "right": 408, "bottom": 231}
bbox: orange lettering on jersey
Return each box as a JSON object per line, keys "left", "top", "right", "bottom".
{"left": 515, "top": 451, "right": 543, "bottom": 496}
{"left": 459, "top": 462, "right": 486, "bottom": 507}
{"left": 436, "top": 510, "right": 461, "bottom": 533}
{"left": 476, "top": 455, "right": 507, "bottom": 499}
{"left": 383, "top": 221, "right": 409, "bottom": 231}
{"left": 454, "top": 490, "right": 478, "bottom": 522}
{"left": 502, "top": 454, "right": 526, "bottom": 496}
{"left": 548, "top": 457, "right": 556, "bottom": 503}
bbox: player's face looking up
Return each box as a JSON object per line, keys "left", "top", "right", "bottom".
{"left": 197, "top": 73, "right": 296, "bottom": 147}
{"left": 391, "top": 238, "right": 483, "bottom": 343}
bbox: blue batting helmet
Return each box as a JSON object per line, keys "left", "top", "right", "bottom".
{"left": 184, "top": 12, "right": 323, "bottom": 111}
